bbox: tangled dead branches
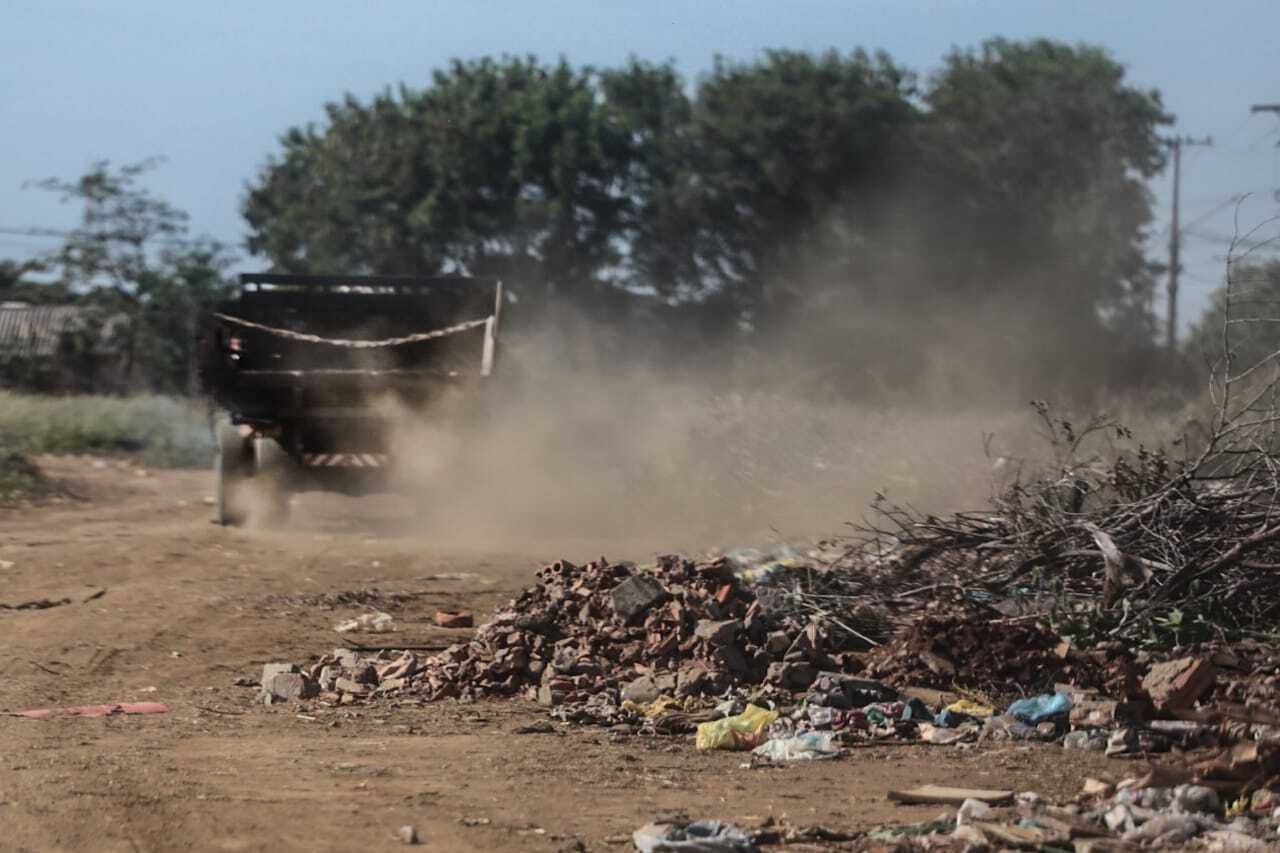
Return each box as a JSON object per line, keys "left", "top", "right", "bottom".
{"left": 857, "top": 219, "right": 1280, "bottom": 648}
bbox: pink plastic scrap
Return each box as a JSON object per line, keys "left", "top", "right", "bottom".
{"left": 14, "top": 702, "right": 169, "bottom": 720}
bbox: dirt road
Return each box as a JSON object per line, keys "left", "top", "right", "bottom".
{"left": 0, "top": 459, "right": 1113, "bottom": 852}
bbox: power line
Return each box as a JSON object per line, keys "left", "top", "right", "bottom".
{"left": 0, "top": 225, "right": 193, "bottom": 245}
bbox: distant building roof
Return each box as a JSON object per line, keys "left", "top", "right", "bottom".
{"left": 0, "top": 303, "right": 122, "bottom": 358}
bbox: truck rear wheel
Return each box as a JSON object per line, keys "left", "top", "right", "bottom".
{"left": 215, "top": 420, "right": 252, "bottom": 526}
{"left": 253, "top": 437, "right": 293, "bottom": 526}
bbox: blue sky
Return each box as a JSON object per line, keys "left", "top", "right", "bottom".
{"left": 3, "top": 0, "right": 1278, "bottom": 327}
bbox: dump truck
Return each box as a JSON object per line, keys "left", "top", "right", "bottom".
{"left": 198, "top": 273, "right": 502, "bottom": 525}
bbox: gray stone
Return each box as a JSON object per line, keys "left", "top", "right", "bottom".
{"left": 397, "top": 825, "right": 419, "bottom": 845}
{"left": 332, "top": 648, "right": 361, "bottom": 668}
{"left": 713, "top": 644, "right": 752, "bottom": 678}
{"left": 334, "top": 677, "right": 371, "bottom": 695}
{"left": 675, "top": 664, "right": 709, "bottom": 697}
{"left": 694, "top": 619, "right": 740, "bottom": 647}
{"left": 349, "top": 663, "right": 379, "bottom": 685}
{"left": 260, "top": 662, "right": 298, "bottom": 689}
{"left": 766, "top": 660, "right": 817, "bottom": 690}
{"left": 764, "top": 631, "right": 791, "bottom": 655}
{"left": 318, "top": 665, "right": 342, "bottom": 690}
{"left": 621, "top": 675, "right": 660, "bottom": 704}
{"left": 266, "top": 672, "right": 318, "bottom": 701}
{"left": 609, "top": 574, "right": 667, "bottom": 622}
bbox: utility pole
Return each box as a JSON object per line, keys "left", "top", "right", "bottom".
{"left": 1252, "top": 105, "right": 1280, "bottom": 202}
{"left": 1166, "top": 135, "right": 1213, "bottom": 350}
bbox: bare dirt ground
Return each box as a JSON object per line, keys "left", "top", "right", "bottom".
{"left": 0, "top": 459, "right": 1118, "bottom": 853}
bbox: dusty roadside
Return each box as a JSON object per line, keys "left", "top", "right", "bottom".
{"left": 0, "top": 459, "right": 1114, "bottom": 853}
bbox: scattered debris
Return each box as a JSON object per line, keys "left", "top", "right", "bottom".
{"left": 696, "top": 705, "right": 778, "bottom": 751}
{"left": 887, "top": 785, "right": 1015, "bottom": 807}
{"left": 14, "top": 702, "right": 168, "bottom": 719}
{"left": 0, "top": 596, "right": 71, "bottom": 611}
{"left": 513, "top": 721, "right": 557, "bottom": 735}
{"left": 751, "top": 731, "right": 842, "bottom": 762}
{"left": 632, "top": 820, "right": 757, "bottom": 853}
{"left": 334, "top": 611, "right": 395, "bottom": 634}
{"left": 433, "top": 610, "right": 473, "bottom": 628}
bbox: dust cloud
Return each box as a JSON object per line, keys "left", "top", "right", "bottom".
{"left": 364, "top": 313, "right": 1050, "bottom": 555}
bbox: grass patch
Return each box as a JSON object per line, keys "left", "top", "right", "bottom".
{"left": 0, "top": 451, "right": 60, "bottom": 504}
{"left": 0, "top": 392, "right": 212, "bottom": 467}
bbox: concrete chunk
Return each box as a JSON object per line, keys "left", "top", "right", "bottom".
{"left": 1143, "top": 657, "right": 1216, "bottom": 711}
{"left": 609, "top": 574, "right": 667, "bottom": 622}
{"left": 260, "top": 662, "right": 298, "bottom": 689}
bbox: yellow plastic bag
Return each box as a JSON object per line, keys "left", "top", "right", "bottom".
{"left": 622, "top": 695, "right": 700, "bottom": 718}
{"left": 945, "top": 699, "right": 996, "bottom": 718}
{"left": 695, "top": 704, "right": 779, "bottom": 751}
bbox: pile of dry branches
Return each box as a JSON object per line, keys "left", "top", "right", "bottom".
{"left": 857, "top": 227, "right": 1280, "bottom": 647}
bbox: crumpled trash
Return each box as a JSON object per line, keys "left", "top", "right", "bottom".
{"left": 696, "top": 704, "right": 778, "bottom": 751}
{"left": 981, "top": 714, "right": 1044, "bottom": 741}
{"left": 633, "top": 819, "right": 758, "bottom": 853}
{"left": 1122, "top": 813, "right": 1206, "bottom": 845}
{"left": 1200, "top": 829, "right": 1271, "bottom": 851}
{"left": 864, "top": 702, "right": 905, "bottom": 727}
{"left": 900, "top": 698, "right": 931, "bottom": 721}
{"left": 1007, "top": 692, "right": 1071, "bottom": 723}
{"left": 868, "top": 819, "right": 955, "bottom": 841}
{"left": 622, "top": 695, "right": 703, "bottom": 718}
{"left": 933, "top": 698, "right": 996, "bottom": 728}
{"left": 1172, "top": 784, "right": 1221, "bottom": 815}
{"left": 334, "top": 611, "right": 395, "bottom": 633}
{"left": 945, "top": 699, "right": 996, "bottom": 718}
{"left": 725, "top": 546, "right": 799, "bottom": 585}
{"left": 918, "top": 722, "right": 979, "bottom": 744}
{"left": 955, "top": 798, "right": 992, "bottom": 827}
{"left": 752, "top": 732, "right": 842, "bottom": 762}
{"left": 1063, "top": 728, "right": 1108, "bottom": 751}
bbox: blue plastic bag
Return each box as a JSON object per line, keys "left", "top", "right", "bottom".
{"left": 1007, "top": 692, "right": 1072, "bottom": 723}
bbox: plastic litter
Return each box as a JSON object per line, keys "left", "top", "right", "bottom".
{"left": 900, "top": 697, "right": 931, "bottom": 721}
{"left": 622, "top": 695, "right": 702, "bottom": 718}
{"left": 334, "top": 611, "right": 395, "bottom": 633}
{"left": 725, "top": 546, "right": 799, "bottom": 585}
{"left": 1063, "top": 729, "right": 1108, "bottom": 751}
{"left": 1007, "top": 692, "right": 1072, "bottom": 723}
{"left": 1172, "top": 784, "right": 1221, "bottom": 815}
{"left": 955, "top": 798, "right": 993, "bottom": 827}
{"left": 695, "top": 704, "right": 778, "bottom": 751}
{"left": 752, "top": 731, "right": 842, "bottom": 762}
{"left": 918, "top": 722, "right": 979, "bottom": 744}
{"left": 980, "top": 714, "right": 1043, "bottom": 741}
{"left": 633, "top": 819, "right": 758, "bottom": 853}
{"left": 945, "top": 699, "right": 995, "bottom": 718}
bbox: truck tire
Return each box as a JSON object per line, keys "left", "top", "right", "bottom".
{"left": 253, "top": 437, "right": 293, "bottom": 526}
{"left": 215, "top": 420, "right": 252, "bottom": 526}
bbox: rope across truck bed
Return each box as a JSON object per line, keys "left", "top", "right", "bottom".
{"left": 212, "top": 312, "right": 491, "bottom": 348}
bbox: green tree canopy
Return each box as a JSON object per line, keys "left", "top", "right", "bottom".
{"left": 242, "top": 41, "right": 1176, "bottom": 394}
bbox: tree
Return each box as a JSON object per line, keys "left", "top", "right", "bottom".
{"left": 244, "top": 57, "right": 681, "bottom": 309}
{"left": 0, "top": 259, "right": 71, "bottom": 304}
{"left": 241, "top": 44, "right": 1177, "bottom": 396}
{"left": 670, "top": 50, "right": 918, "bottom": 325}
{"left": 31, "top": 159, "right": 234, "bottom": 393}
{"left": 912, "top": 39, "right": 1171, "bottom": 388}
{"left": 1187, "top": 260, "right": 1280, "bottom": 372}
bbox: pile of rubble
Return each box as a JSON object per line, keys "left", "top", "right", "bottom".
{"left": 263, "top": 555, "right": 886, "bottom": 713}
{"left": 257, "top": 550, "right": 1280, "bottom": 848}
